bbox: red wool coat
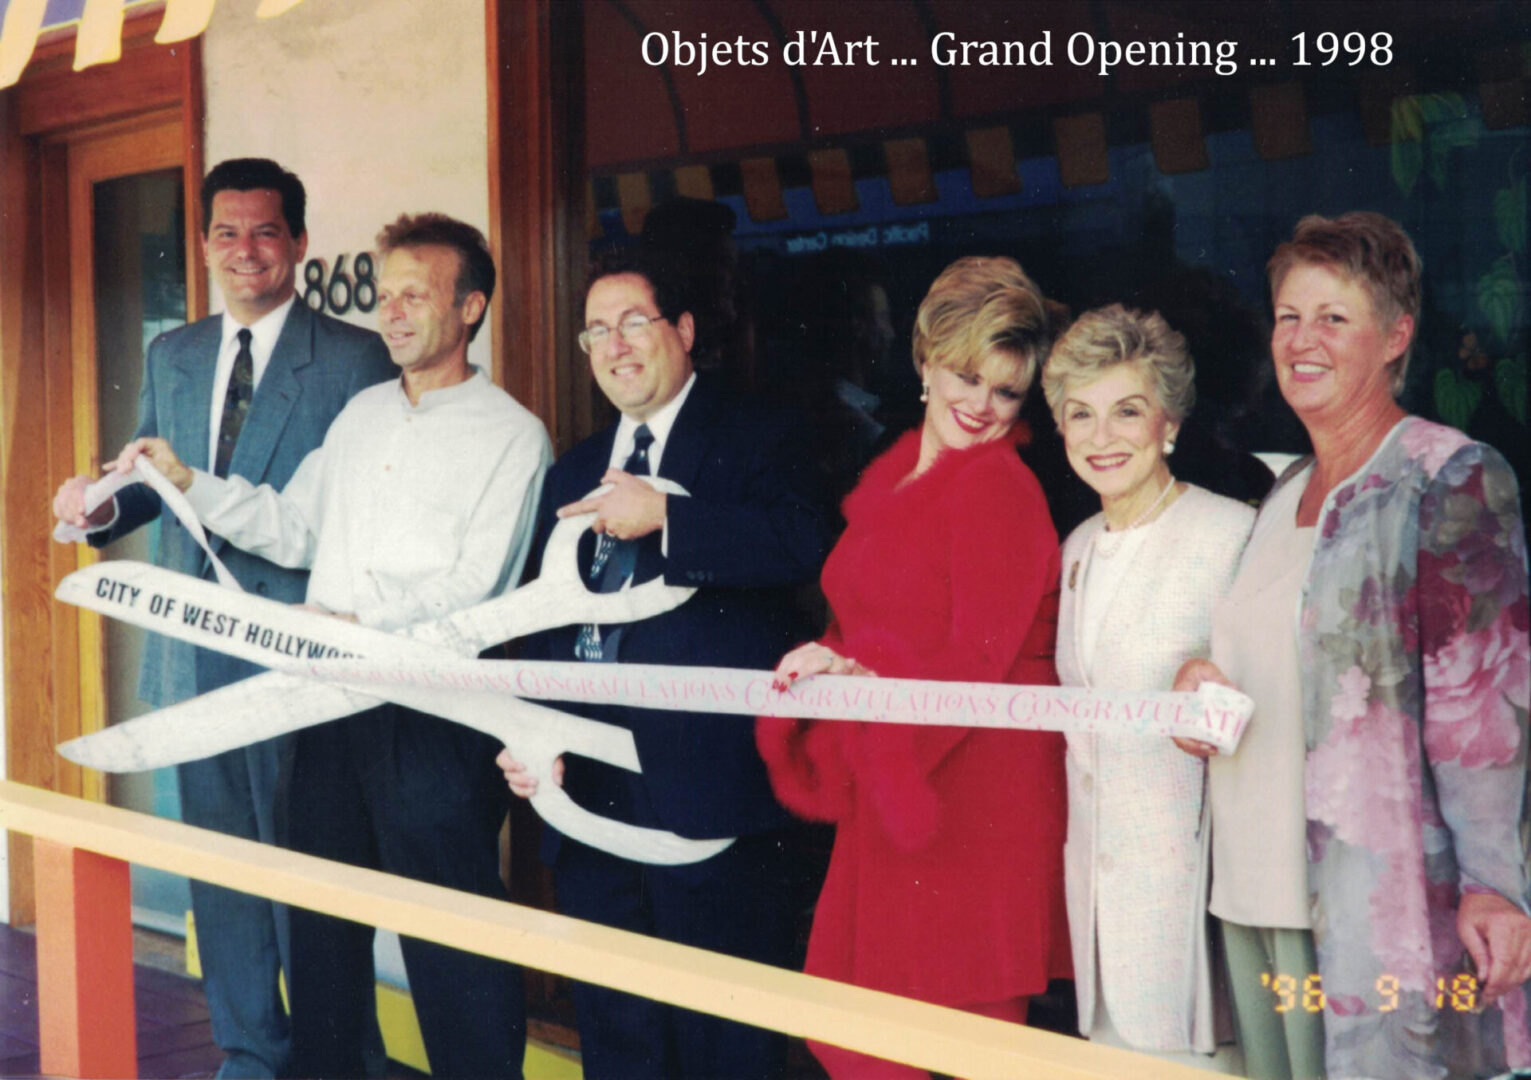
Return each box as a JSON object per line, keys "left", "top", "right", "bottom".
{"left": 758, "top": 429, "right": 1072, "bottom": 1008}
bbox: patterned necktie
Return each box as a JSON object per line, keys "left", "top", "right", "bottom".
{"left": 215, "top": 328, "right": 254, "bottom": 478}
{"left": 575, "top": 424, "right": 654, "bottom": 662}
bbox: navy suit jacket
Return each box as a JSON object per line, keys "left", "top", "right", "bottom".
{"left": 524, "top": 376, "right": 831, "bottom": 847}
{"left": 96, "top": 301, "right": 395, "bottom": 707}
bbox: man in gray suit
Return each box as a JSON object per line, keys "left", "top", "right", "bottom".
{"left": 53, "top": 158, "right": 394, "bottom": 1079}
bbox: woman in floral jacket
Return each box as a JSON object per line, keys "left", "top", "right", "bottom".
{"left": 1178, "top": 212, "right": 1531, "bottom": 1079}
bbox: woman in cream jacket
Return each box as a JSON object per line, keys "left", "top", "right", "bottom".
{"left": 1044, "top": 305, "right": 1252, "bottom": 1069}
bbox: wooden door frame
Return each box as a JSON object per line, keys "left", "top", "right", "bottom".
{"left": 486, "top": 0, "right": 589, "bottom": 454}
{"left": 0, "top": 19, "right": 203, "bottom": 926}
{"left": 484, "top": 0, "right": 588, "bottom": 1033}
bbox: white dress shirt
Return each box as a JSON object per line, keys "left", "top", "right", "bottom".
{"left": 605, "top": 371, "right": 696, "bottom": 474}
{"left": 207, "top": 296, "right": 296, "bottom": 467}
{"left": 603, "top": 372, "right": 695, "bottom": 553}
{"left": 185, "top": 368, "right": 552, "bottom": 631}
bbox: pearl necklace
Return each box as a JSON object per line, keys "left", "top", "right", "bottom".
{"left": 1093, "top": 476, "right": 1177, "bottom": 559}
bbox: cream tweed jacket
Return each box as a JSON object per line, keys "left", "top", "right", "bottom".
{"left": 1057, "top": 483, "right": 1253, "bottom": 1052}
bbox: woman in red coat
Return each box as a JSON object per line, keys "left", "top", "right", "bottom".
{"left": 757, "top": 256, "right": 1071, "bottom": 1078}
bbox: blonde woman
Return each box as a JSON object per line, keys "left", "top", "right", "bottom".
{"left": 1043, "top": 305, "right": 1251, "bottom": 1069}
{"left": 758, "top": 257, "right": 1072, "bottom": 1078}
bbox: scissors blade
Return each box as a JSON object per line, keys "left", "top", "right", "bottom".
{"left": 60, "top": 656, "right": 734, "bottom": 864}
{"left": 57, "top": 671, "right": 376, "bottom": 772}
{"left": 57, "top": 560, "right": 418, "bottom": 665}
{"left": 56, "top": 561, "right": 444, "bottom": 770}
{"left": 57, "top": 549, "right": 698, "bottom": 769}
{"left": 57, "top": 474, "right": 698, "bottom": 671}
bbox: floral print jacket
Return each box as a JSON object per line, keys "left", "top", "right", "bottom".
{"left": 1291, "top": 416, "right": 1530, "bottom": 1079}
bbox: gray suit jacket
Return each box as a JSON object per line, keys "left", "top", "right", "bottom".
{"left": 96, "top": 300, "right": 395, "bottom": 707}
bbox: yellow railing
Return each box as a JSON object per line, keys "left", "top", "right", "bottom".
{"left": 0, "top": 778, "right": 1226, "bottom": 1079}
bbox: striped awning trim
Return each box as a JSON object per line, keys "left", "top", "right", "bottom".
{"left": 0, "top": 0, "right": 305, "bottom": 90}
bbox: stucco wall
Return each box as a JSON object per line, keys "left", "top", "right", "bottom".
{"left": 201, "top": 0, "right": 492, "bottom": 367}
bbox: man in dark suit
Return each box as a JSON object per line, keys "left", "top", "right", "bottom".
{"left": 501, "top": 247, "right": 830, "bottom": 1079}
{"left": 53, "top": 158, "right": 393, "bottom": 1080}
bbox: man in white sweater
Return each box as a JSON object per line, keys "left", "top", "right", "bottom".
{"left": 120, "top": 213, "right": 551, "bottom": 1080}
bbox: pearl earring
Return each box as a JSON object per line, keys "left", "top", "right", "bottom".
{"left": 920, "top": 384, "right": 930, "bottom": 403}
{"left": 1163, "top": 439, "right": 1176, "bottom": 455}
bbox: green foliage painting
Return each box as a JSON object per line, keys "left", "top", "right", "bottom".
{"left": 1391, "top": 94, "right": 1527, "bottom": 435}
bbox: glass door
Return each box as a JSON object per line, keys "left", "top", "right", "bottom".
{"left": 66, "top": 118, "right": 193, "bottom": 932}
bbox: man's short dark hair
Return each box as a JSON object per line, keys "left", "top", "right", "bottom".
{"left": 376, "top": 213, "right": 497, "bottom": 342}
{"left": 201, "top": 158, "right": 306, "bottom": 238}
{"left": 587, "top": 246, "right": 695, "bottom": 323}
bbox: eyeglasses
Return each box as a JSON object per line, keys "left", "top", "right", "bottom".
{"left": 578, "top": 314, "right": 669, "bottom": 354}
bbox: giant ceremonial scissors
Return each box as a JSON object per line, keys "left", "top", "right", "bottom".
{"left": 56, "top": 459, "right": 727, "bottom": 864}
{"left": 56, "top": 460, "right": 1254, "bottom": 866}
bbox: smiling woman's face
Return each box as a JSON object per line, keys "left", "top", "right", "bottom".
{"left": 1271, "top": 262, "right": 1410, "bottom": 427}
{"left": 921, "top": 351, "right": 1026, "bottom": 453}
{"left": 1059, "top": 362, "right": 1177, "bottom": 509}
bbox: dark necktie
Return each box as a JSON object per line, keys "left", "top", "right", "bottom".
{"left": 575, "top": 424, "right": 654, "bottom": 662}
{"left": 215, "top": 328, "right": 254, "bottom": 478}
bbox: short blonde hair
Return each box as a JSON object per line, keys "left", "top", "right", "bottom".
{"left": 911, "top": 256, "right": 1056, "bottom": 397}
{"left": 1042, "top": 304, "right": 1196, "bottom": 424}
{"left": 1267, "top": 212, "right": 1421, "bottom": 397}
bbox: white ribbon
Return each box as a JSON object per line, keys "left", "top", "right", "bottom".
{"left": 298, "top": 656, "right": 1252, "bottom": 750}
{"left": 54, "top": 459, "right": 242, "bottom": 590}
{"left": 54, "top": 473, "right": 1254, "bottom": 864}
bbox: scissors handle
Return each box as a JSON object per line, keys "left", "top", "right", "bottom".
{"left": 343, "top": 678, "right": 735, "bottom": 866}
{"left": 532, "top": 785, "right": 733, "bottom": 866}
{"left": 417, "top": 477, "right": 696, "bottom": 655}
